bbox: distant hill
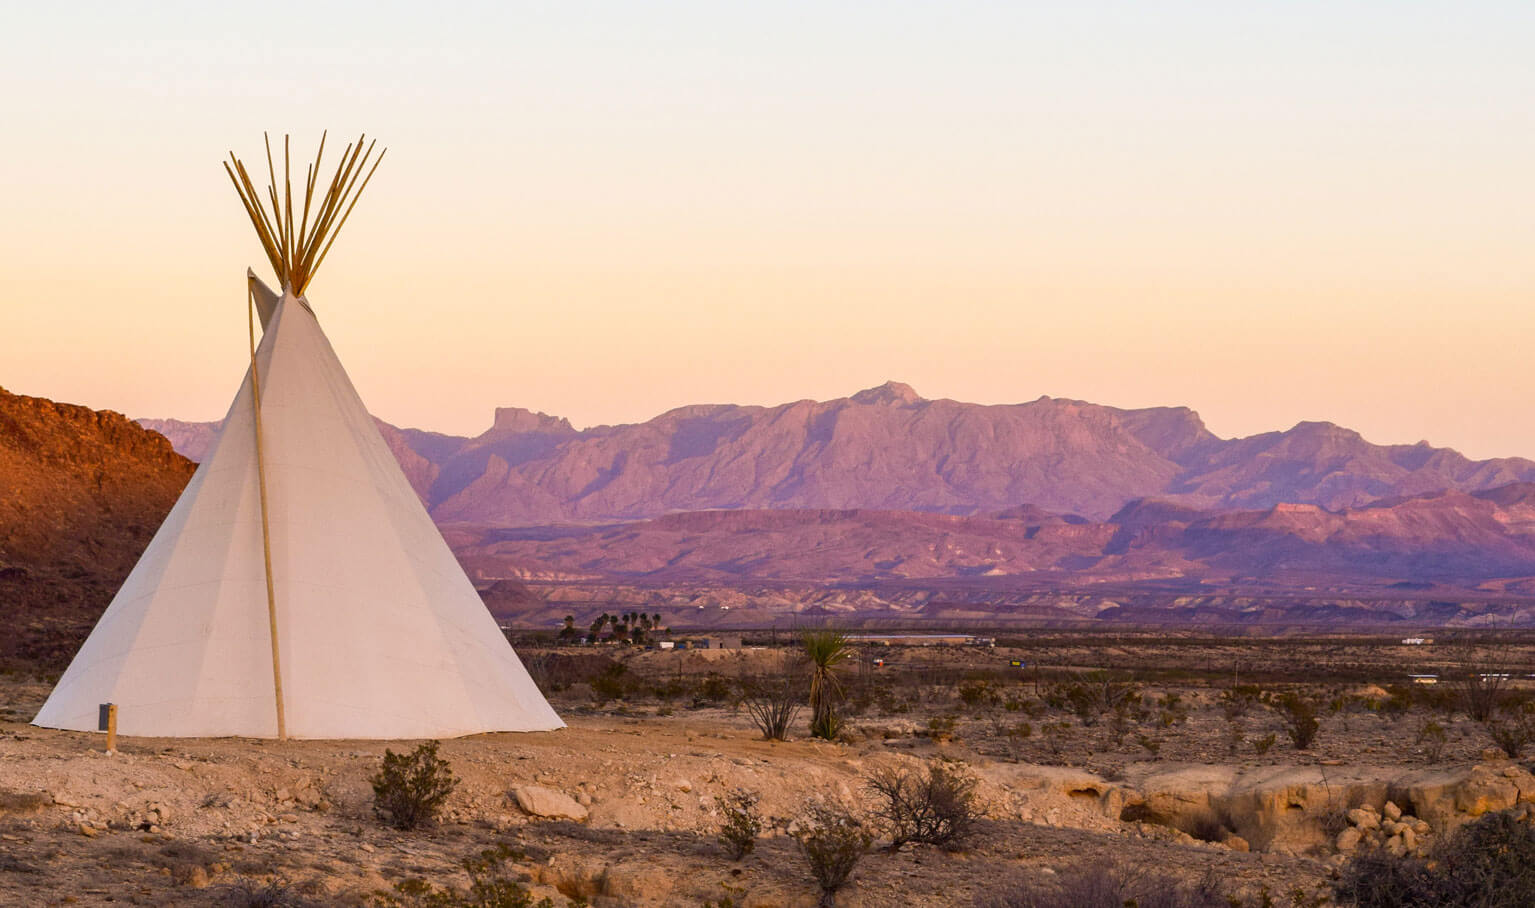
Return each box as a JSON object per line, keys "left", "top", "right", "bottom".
{"left": 143, "top": 380, "right": 1535, "bottom": 524}
{"left": 2, "top": 387, "right": 194, "bottom": 672}
{"left": 94, "top": 382, "right": 1535, "bottom": 629}
{"left": 446, "top": 488, "right": 1535, "bottom": 589}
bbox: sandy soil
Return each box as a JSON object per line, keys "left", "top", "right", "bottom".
{"left": 0, "top": 666, "right": 1340, "bottom": 908}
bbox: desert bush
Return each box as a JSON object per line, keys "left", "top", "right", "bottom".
{"left": 222, "top": 875, "right": 315, "bottom": 908}
{"left": 926, "top": 715, "right": 958, "bottom": 742}
{"left": 958, "top": 680, "right": 999, "bottom": 710}
{"left": 370, "top": 844, "right": 555, "bottom": 907}
{"left": 520, "top": 652, "right": 557, "bottom": 695}
{"left": 1220, "top": 684, "right": 1263, "bottom": 720}
{"left": 1051, "top": 674, "right": 1139, "bottom": 727}
{"left": 590, "top": 662, "right": 630, "bottom": 704}
{"left": 1252, "top": 732, "right": 1277, "bottom": 755}
{"left": 1269, "top": 693, "right": 1320, "bottom": 749}
{"left": 371, "top": 741, "right": 458, "bottom": 831}
{"left": 1040, "top": 721, "right": 1071, "bottom": 760}
{"left": 1487, "top": 713, "right": 1535, "bottom": 759}
{"left": 1455, "top": 671, "right": 1508, "bottom": 723}
{"left": 741, "top": 672, "right": 802, "bottom": 741}
{"left": 975, "top": 862, "right": 1235, "bottom": 908}
{"left": 693, "top": 672, "right": 733, "bottom": 707}
{"left": 717, "top": 790, "right": 762, "bottom": 860}
{"left": 997, "top": 720, "right": 1033, "bottom": 762}
{"left": 793, "top": 802, "right": 871, "bottom": 907}
{"left": 866, "top": 763, "right": 982, "bottom": 851}
{"left": 803, "top": 630, "right": 853, "bottom": 741}
{"left": 1415, "top": 719, "right": 1448, "bottom": 762}
{"left": 1334, "top": 808, "right": 1535, "bottom": 907}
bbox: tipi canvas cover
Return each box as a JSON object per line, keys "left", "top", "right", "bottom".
{"left": 34, "top": 135, "right": 562, "bottom": 738}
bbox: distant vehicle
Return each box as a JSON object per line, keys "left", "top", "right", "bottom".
{"left": 1409, "top": 674, "right": 1439, "bottom": 685}
{"left": 872, "top": 658, "right": 886, "bottom": 668}
{"left": 1008, "top": 659, "right": 1027, "bottom": 669}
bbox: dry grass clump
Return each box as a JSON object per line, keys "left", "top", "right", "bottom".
{"left": 976, "top": 862, "right": 1276, "bottom": 908}
{"left": 370, "top": 844, "right": 555, "bottom": 908}
{"left": 220, "top": 874, "right": 315, "bottom": 908}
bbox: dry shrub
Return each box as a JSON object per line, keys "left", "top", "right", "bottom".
{"left": 793, "top": 801, "right": 871, "bottom": 906}
{"left": 1415, "top": 719, "right": 1448, "bottom": 762}
{"left": 866, "top": 763, "right": 982, "bottom": 851}
{"left": 976, "top": 862, "right": 1235, "bottom": 908}
{"left": 590, "top": 662, "right": 630, "bottom": 704}
{"left": 370, "top": 741, "right": 458, "bottom": 830}
{"left": 741, "top": 670, "right": 802, "bottom": 741}
{"left": 1336, "top": 808, "right": 1535, "bottom": 907}
{"left": 220, "top": 875, "right": 315, "bottom": 908}
{"left": 370, "top": 844, "right": 554, "bottom": 908}
{"left": 717, "top": 790, "right": 762, "bottom": 860}
{"left": 1268, "top": 694, "right": 1320, "bottom": 749}
{"left": 1456, "top": 671, "right": 1508, "bottom": 723}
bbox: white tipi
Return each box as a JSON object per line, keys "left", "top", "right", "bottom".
{"left": 34, "top": 134, "right": 563, "bottom": 739}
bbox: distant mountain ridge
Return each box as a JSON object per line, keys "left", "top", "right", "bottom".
{"left": 141, "top": 381, "right": 1535, "bottom": 525}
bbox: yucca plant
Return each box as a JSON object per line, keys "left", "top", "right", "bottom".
{"left": 803, "top": 630, "right": 853, "bottom": 740}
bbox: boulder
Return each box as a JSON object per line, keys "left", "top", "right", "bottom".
{"left": 512, "top": 786, "right": 589, "bottom": 821}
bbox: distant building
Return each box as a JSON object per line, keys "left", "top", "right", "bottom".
{"left": 1401, "top": 637, "right": 1432, "bottom": 645}
{"left": 845, "top": 634, "right": 995, "bottom": 647}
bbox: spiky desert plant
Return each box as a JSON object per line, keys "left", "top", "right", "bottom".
{"left": 803, "top": 630, "right": 852, "bottom": 740}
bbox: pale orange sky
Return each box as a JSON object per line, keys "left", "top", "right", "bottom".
{"left": 2, "top": 4, "right": 1532, "bottom": 457}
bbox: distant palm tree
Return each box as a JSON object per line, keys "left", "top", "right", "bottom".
{"left": 803, "top": 630, "right": 852, "bottom": 740}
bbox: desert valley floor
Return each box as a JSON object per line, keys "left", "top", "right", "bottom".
{"left": 5, "top": 636, "right": 1535, "bottom": 906}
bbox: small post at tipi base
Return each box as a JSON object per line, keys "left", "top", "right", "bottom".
{"left": 98, "top": 703, "right": 117, "bottom": 754}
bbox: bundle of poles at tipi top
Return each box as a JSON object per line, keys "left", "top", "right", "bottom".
{"left": 223, "top": 131, "right": 385, "bottom": 296}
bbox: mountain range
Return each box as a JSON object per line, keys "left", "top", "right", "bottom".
{"left": 140, "top": 381, "right": 1535, "bottom": 526}
{"left": 129, "top": 382, "right": 1535, "bottom": 629}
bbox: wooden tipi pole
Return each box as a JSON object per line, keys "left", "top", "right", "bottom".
{"left": 248, "top": 276, "right": 287, "bottom": 741}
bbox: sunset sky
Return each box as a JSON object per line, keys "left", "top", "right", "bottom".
{"left": 2, "top": 3, "right": 1531, "bottom": 458}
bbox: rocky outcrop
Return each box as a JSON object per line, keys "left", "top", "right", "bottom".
{"left": 1, "top": 388, "right": 194, "bottom": 672}
{"left": 1117, "top": 761, "right": 1535, "bottom": 855}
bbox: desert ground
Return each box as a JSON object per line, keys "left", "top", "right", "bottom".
{"left": 4, "top": 633, "right": 1535, "bottom": 906}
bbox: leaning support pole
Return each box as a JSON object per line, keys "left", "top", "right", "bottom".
{"left": 248, "top": 276, "right": 288, "bottom": 741}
